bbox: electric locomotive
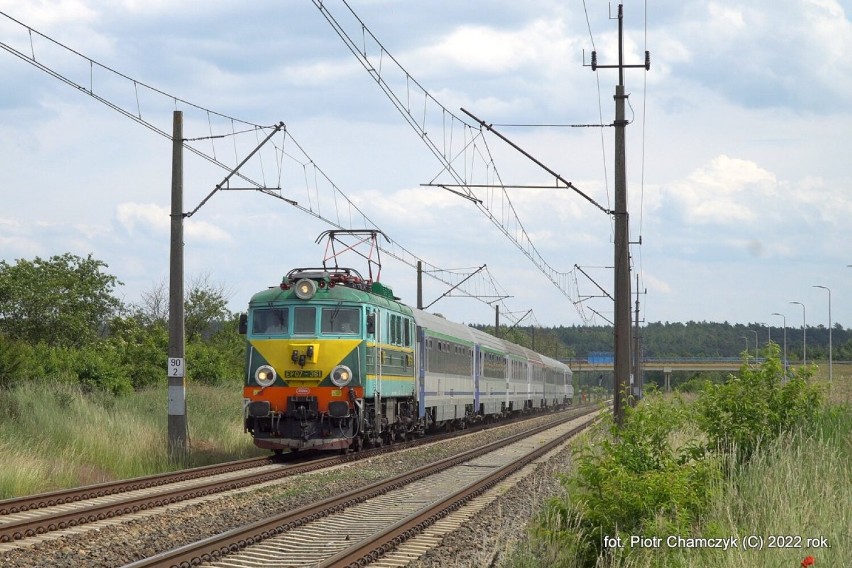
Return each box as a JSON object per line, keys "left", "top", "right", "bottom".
{"left": 241, "top": 263, "right": 419, "bottom": 452}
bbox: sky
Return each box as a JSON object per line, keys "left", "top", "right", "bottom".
{"left": 1, "top": 0, "right": 851, "bottom": 332}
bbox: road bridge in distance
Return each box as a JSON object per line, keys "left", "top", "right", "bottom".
{"left": 567, "top": 358, "right": 751, "bottom": 373}
{"left": 567, "top": 357, "right": 753, "bottom": 393}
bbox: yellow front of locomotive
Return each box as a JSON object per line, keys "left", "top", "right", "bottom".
{"left": 241, "top": 273, "right": 367, "bottom": 452}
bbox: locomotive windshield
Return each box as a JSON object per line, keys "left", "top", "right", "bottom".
{"left": 250, "top": 304, "right": 362, "bottom": 337}
{"left": 251, "top": 307, "right": 288, "bottom": 335}
{"left": 293, "top": 306, "right": 316, "bottom": 335}
{"left": 321, "top": 306, "right": 360, "bottom": 335}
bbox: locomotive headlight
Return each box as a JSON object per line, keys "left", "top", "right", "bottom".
{"left": 255, "top": 365, "right": 277, "bottom": 387}
{"left": 294, "top": 278, "right": 317, "bottom": 300}
{"left": 330, "top": 364, "right": 353, "bottom": 387}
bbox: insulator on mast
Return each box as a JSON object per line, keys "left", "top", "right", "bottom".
{"left": 591, "top": 51, "right": 597, "bottom": 71}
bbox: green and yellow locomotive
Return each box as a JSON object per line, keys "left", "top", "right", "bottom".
{"left": 241, "top": 263, "right": 419, "bottom": 452}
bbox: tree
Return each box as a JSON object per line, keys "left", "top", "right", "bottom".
{"left": 0, "top": 253, "right": 123, "bottom": 347}
{"left": 132, "top": 275, "right": 233, "bottom": 340}
{"left": 133, "top": 278, "right": 169, "bottom": 328}
{"left": 184, "top": 274, "right": 232, "bottom": 341}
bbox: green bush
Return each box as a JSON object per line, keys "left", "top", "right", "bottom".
{"left": 72, "top": 344, "right": 133, "bottom": 396}
{"left": 186, "top": 339, "right": 242, "bottom": 386}
{"left": 695, "top": 343, "right": 823, "bottom": 463}
{"left": 107, "top": 317, "right": 168, "bottom": 390}
{"left": 0, "top": 336, "right": 30, "bottom": 389}
{"left": 676, "top": 376, "right": 711, "bottom": 393}
{"left": 548, "top": 394, "right": 719, "bottom": 565}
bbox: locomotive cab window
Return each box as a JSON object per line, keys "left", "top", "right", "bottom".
{"left": 293, "top": 306, "right": 316, "bottom": 335}
{"left": 251, "top": 307, "right": 289, "bottom": 335}
{"left": 321, "top": 306, "right": 361, "bottom": 335}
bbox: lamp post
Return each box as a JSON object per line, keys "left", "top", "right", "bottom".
{"left": 812, "top": 285, "right": 832, "bottom": 383}
{"left": 750, "top": 329, "right": 758, "bottom": 360}
{"left": 772, "top": 312, "right": 787, "bottom": 375}
{"left": 789, "top": 301, "right": 806, "bottom": 365}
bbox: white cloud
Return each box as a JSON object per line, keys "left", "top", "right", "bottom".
{"left": 116, "top": 202, "right": 231, "bottom": 242}
{"left": 665, "top": 155, "right": 776, "bottom": 224}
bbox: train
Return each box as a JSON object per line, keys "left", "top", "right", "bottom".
{"left": 239, "top": 234, "right": 573, "bottom": 453}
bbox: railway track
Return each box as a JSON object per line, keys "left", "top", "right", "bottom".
{"left": 0, "top": 405, "right": 593, "bottom": 551}
{"left": 0, "top": 457, "right": 271, "bottom": 516}
{"left": 126, "top": 405, "right": 601, "bottom": 568}
{"left": 0, "top": 455, "right": 339, "bottom": 544}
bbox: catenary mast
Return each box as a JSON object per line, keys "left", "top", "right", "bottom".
{"left": 589, "top": 4, "right": 649, "bottom": 425}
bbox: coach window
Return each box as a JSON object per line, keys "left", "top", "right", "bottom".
{"left": 293, "top": 306, "right": 316, "bottom": 335}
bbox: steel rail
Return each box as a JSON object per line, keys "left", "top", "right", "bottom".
{"left": 0, "top": 454, "right": 345, "bottom": 543}
{"left": 123, "top": 406, "right": 600, "bottom": 568}
{"left": 322, "top": 414, "right": 601, "bottom": 567}
{"left": 0, "top": 457, "right": 271, "bottom": 516}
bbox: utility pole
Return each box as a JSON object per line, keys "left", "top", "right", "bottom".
{"left": 168, "top": 110, "right": 188, "bottom": 463}
{"left": 633, "top": 272, "right": 642, "bottom": 402}
{"left": 416, "top": 260, "right": 423, "bottom": 310}
{"left": 589, "top": 3, "right": 649, "bottom": 425}
{"left": 494, "top": 304, "right": 500, "bottom": 338}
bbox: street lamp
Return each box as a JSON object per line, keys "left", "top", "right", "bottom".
{"left": 812, "top": 285, "right": 832, "bottom": 383}
{"left": 750, "top": 329, "right": 758, "bottom": 360}
{"left": 771, "top": 312, "right": 787, "bottom": 375}
{"left": 789, "top": 301, "right": 806, "bottom": 365}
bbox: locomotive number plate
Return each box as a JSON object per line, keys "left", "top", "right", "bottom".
{"left": 284, "top": 370, "right": 323, "bottom": 378}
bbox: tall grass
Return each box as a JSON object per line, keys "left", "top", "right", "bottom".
{"left": 506, "top": 405, "right": 851, "bottom": 568}
{"left": 0, "top": 382, "right": 264, "bottom": 499}
{"left": 620, "top": 405, "right": 851, "bottom": 567}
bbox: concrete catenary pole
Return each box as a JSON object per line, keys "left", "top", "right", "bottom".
{"left": 416, "top": 260, "right": 423, "bottom": 310}
{"left": 633, "top": 272, "right": 642, "bottom": 401}
{"left": 589, "top": 3, "right": 649, "bottom": 426}
{"left": 494, "top": 304, "right": 500, "bottom": 338}
{"left": 613, "top": 77, "right": 631, "bottom": 424}
{"left": 168, "top": 110, "right": 188, "bottom": 463}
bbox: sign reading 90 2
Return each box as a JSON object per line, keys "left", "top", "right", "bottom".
{"left": 168, "top": 358, "right": 185, "bottom": 377}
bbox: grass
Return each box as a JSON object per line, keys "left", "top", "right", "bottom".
{"left": 504, "top": 403, "right": 851, "bottom": 568}
{"left": 806, "top": 360, "right": 852, "bottom": 405}
{"left": 621, "top": 405, "right": 852, "bottom": 567}
{"left": 0, "top": 381, "right": 265, "bottom": 500}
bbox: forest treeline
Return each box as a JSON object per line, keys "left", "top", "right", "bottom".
{"left": 473, "top": 319, "right": 849, "bottom": 362}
